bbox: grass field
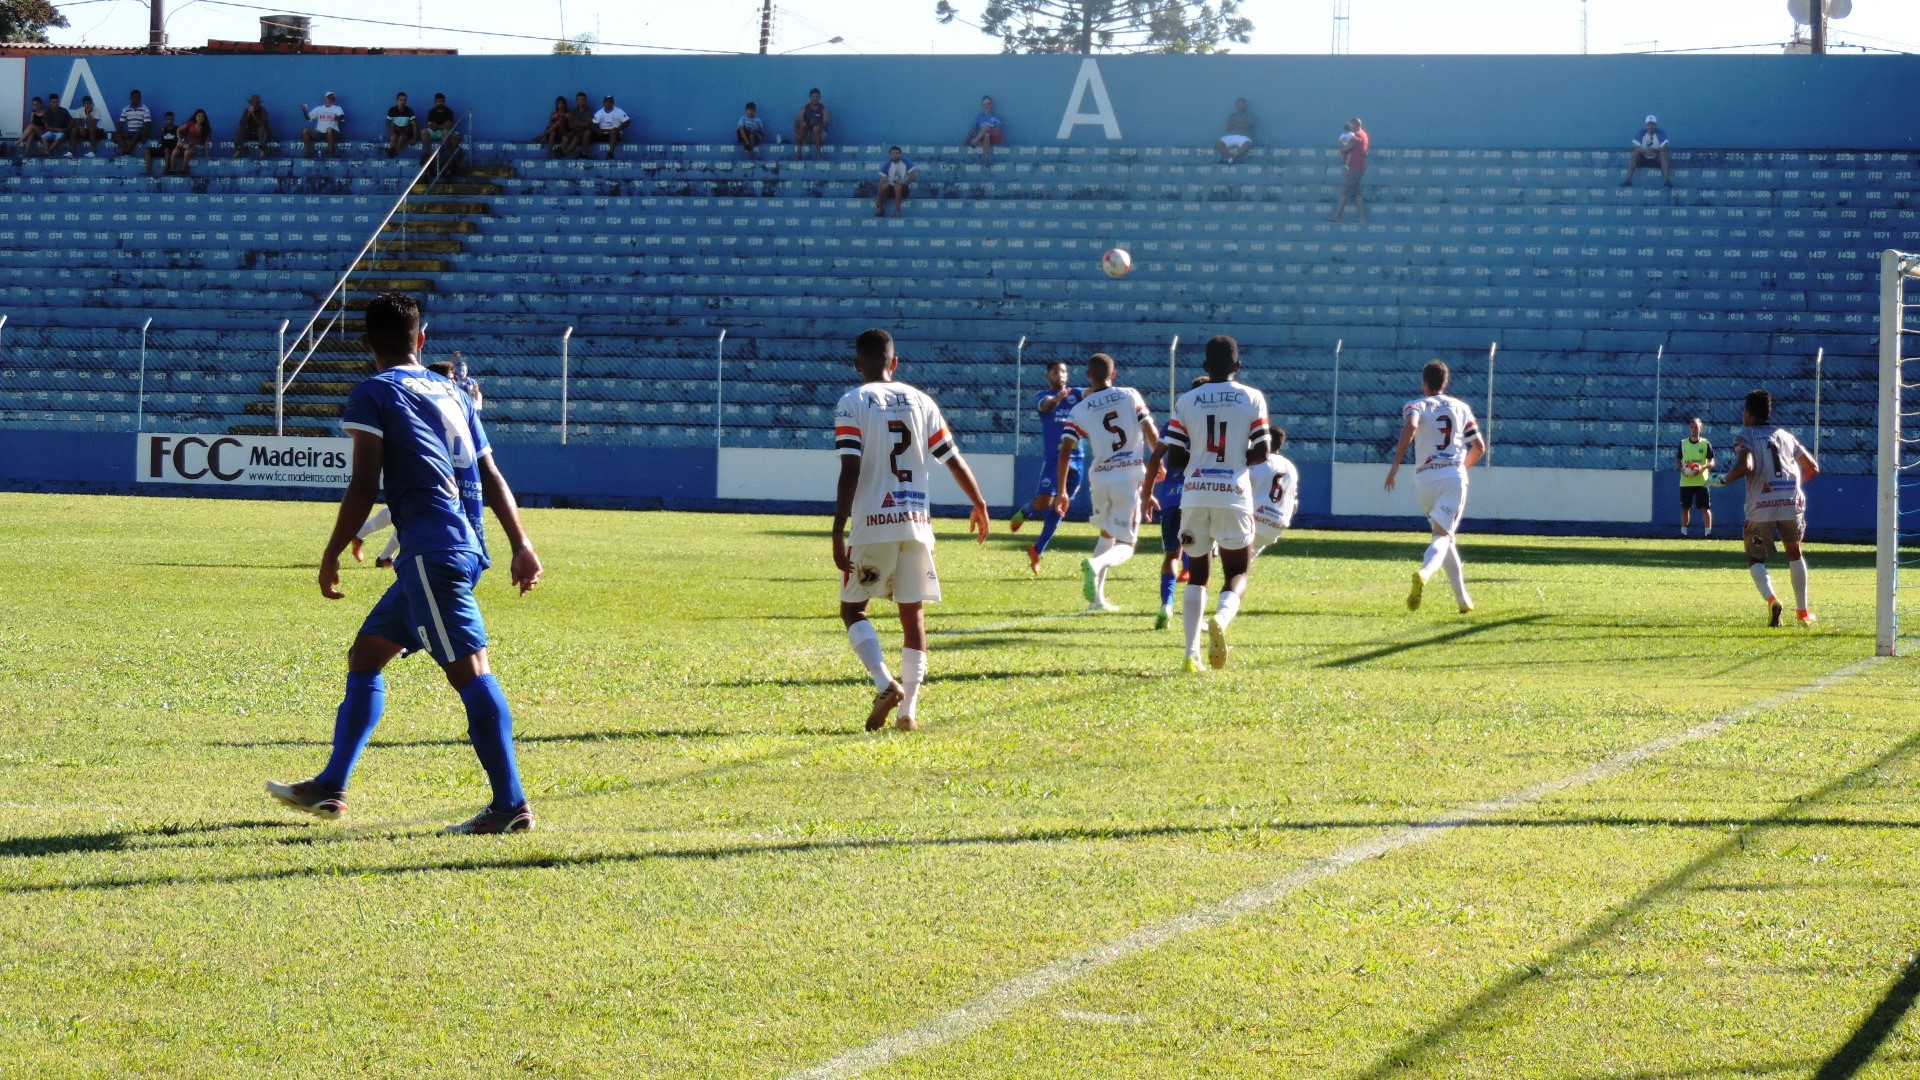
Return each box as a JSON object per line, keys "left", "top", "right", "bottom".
{"left": 2, "top": 490, "right": 1918, "bottom": 1078}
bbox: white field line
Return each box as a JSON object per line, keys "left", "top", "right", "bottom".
{"left": 781, "top": 657, "right": 1881, "bottom": 1080}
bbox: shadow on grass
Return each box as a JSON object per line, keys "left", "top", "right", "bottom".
{"left": 1317, "top": 614, "right": 1546, "bottom": 668}
{"left": 1287, "top": 534, "right": 1878, "bottom": 571}
{"left": 1811, "top": 948, "right": 1920, "bottom": 1080}
{"left": 135, "top": 561, "right": 315, "bottom": 571}
{"left": 0, "top": 819, "right": 287, "bottom": 859}
{"left": 211, "top": 727, "right": 747, "bottom": 750}
{"left": 1351, "top": 727, "right": 1920, "bottom": 1079}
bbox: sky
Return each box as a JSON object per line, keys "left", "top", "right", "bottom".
{"left": 44, "top": 0, "right": 1920, "bottom": 57}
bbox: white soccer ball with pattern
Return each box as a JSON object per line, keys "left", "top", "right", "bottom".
{"left": 1101, "top": 248, "right": 1133, "bottom": 278}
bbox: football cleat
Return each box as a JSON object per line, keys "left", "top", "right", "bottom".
{"left": 895, "top": 715, "right": 918, "bottom": 732}
{"left": 1155, "top": 605, "right": 1171, "bottom": 630}
{"left": 1458, "top": 603, "right": 1476, "bottom": 615}
{"left": 866, "top": 680, "right": 904, "bottom": 731}
{"left": 1206, "top": 615, "right": 1230, "bottom": 669}
{"left": 1080, "top": 558, "right": 1099, "bottom": 605}
{"left": 1797, "top": 609, "right": 1817, "bottom": 627}
{"left": 375, "top": 557, "right": 394, "bottom": 569}
{"left": 1008, "top": 509, "right": 1027, "bottom": 533}
{"left": 349, "top": 536, "right": 366, "bottom": 562}
{"left": 1026, "top": 544, "right": 1041, "bottom": 576}
{"left": 266, "top": 779, "right": 346, "bottom": 821}
{"left": 445, "top": 804, "right": 535, "bottom": 835}
{"left": 1768, "top": 599, "right": 1784, "bottom": 628}
{"left": 1081, "top": 600, "right": 1120, "bottom": 615}
{"left": 1407, "top": 570, "right": 1426, "bottom": 611}
{"left": 1182, "top": 655, "right": 1204, "bottom": 674}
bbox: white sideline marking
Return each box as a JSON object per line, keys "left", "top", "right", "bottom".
{"left": 782, "top": 658, "right": 1880, "bottom": 1080}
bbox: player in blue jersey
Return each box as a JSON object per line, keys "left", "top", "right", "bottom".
{"left": 1142, "top": 375, "right": 1208, "bottom": 629}
{"left": 267, "top": 294, "right": 546, "bottom": 835}
{"left": 1009, "top": 361, "right": 1085, "bottom": 574}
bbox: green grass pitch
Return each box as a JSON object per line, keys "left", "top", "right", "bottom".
{"left": 2, "top": 491, "right": 1918, "bottom": 1078}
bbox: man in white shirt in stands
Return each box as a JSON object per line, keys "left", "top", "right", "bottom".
{"left": 1623, "top": 114, "right": 1673, "bottom": 187}
{"left": 301, "top": 93, "right": 346, "bottom": 158}
{"left": 590, "top": 95, "right": 631, "bottom": 160}
{"left": 113, "top": 90, "right": 151, "bottom": 158}
{"left": 875, "top": 145, "right": 917, "bottom": 218}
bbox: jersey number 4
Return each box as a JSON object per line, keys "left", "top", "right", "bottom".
{"left": 1204, "top": 415, "right": 1230, "bottom": 462}
{"left": 887, "top": 420, "right": 914, "bottom": 483}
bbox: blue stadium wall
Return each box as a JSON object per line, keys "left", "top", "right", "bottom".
{"left": 3, "top": 52, "right": 1905, "bottom": 539}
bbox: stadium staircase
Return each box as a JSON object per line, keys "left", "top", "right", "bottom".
{"left": 0, "top": 141, "right": 1894, "bottom": 473}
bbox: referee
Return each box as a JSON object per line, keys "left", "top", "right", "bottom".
{"left": 1678, "top": 416, "right": 1715, "bottom": 537}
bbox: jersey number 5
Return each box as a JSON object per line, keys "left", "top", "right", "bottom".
{"left": 1101, "top": 410, "right": 1127, "bottom": 452}
{"left": 1204, "top": 415, "right": 1229, "bottom": 462}
{"left": 887, "top": 420, "right": 914, "bottom": 483}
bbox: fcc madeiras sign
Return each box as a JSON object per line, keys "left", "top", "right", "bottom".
{"left": 138, "top": 434, "right": 352, "bottom": 488}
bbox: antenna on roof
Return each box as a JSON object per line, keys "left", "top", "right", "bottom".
{"left": 1331, "top": 0, "right": 1350, "bottom": 54}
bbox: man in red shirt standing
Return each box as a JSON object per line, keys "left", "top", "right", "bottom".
{"left": 1330, "top": 117, "right": 1369, "bottom": 223}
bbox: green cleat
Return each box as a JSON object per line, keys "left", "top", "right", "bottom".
{"left": 1182, "top": 655, "right": 1204, "bottom": 674}
{"left": 1080, "top": 558, "right": 1098, "bottom": 605}
{"left": 1154, "top": 605, "right": 1171, "bottom": 630}
{"left": 1407, "top": 570, "right": 1426, "bottom": 611}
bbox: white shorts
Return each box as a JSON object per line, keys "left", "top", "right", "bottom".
{"left": 1219, "top": 134, "right": 1251, "bottom": 150}
{"left": 1089, "top": 481, "right": 1141, "bottom": 546}
{"left": 1179, "top": 504, "right": 1255, "bottom": 557}
{"left": 840, "top": 540, "right": 941, "bottom": 605}
{"left": 1417, "top": 475, "right": 1468, "bottom": 534}
{"left": 1251, "top": 523, "right": 1286, "bottom": 557}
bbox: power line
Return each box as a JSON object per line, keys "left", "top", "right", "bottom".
{"left": 192, "top": 0, "right": 754, "bottom": 54}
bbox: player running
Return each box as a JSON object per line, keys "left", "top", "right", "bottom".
{"left": 1009, "top": 360, "right": 1085, "bottom": 574}
{"left": 1147, "top": 336, "right": 1271, "bottom": 671}
{"left": 1052, "top": 353, "right": 1159, "bottom": 612}
{"left": 833, "top": 329, "right": 991, "bottom": 731}
{"left": 267, "top": 293, "right": 545, "bottom": 835}
{"left": 1249, "top": 426, "right": 1300, "bottom": 559}
{"left": 1715, "top": 388, "right": 1820, "bottom": 627}
{"left": 1143, "top": 375, "right": 1209, "bottom": 630}
{"left": 1385, "top": 359, "right": 1484, "bottom": 615}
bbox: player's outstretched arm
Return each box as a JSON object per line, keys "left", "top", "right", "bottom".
{"left": 831, "top": 454, "right": 860, "bottom": 572}
{"left": 943, "top": 454, "right": 992, "bottom": 544}
{"left": 1050, "top": 436, "right": 1079, "bottom": 515}
{"left": 478, "top": 454, "right": 543, "bottom": 595}
{"left": 1384, "top": 414, "right": 1417, "bottom": 490}
{"left": 1716, "top": 447, "right": 1753, "bottom": 486}
{"left": 321, "top": 430, "right": 385, "bottom": 599}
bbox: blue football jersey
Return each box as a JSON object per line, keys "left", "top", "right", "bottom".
{"left": 341, "top": 366, "right": 491, "bottom": 566}
{"left": 1036, "top": 387, "right": 1087, "bottom": 462}
{"left": 1154, "top": 464, "right": 1185, "bottom": 511}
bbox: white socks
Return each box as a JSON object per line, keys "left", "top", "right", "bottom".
{"left": 846, "top": 620, "right": 893, "bottom": 692}
{"left": 1750, "top": 563, "right": 1776, "bottom": 603}
{"left": 1088, "top": 541, "right": 1135, "bottom": 600}
{"left": 899, "top": 648, "right": 928, "bottom": 718}
{"left": 1789, "top": 557, "right": 1809, "bottom": 613}
{"left": 1443, "top": 543, "right": 1470, "bottom": 608}
{"left": 1420, "top": 535, "right": 1452, "bottom": 581}
{"left": 1214, "top": 589, "right": 1242, "bottom": 630}
{"left": 1183, "top": 584, "right": 1209, "bottom": 658}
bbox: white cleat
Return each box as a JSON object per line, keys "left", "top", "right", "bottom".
{"left": 1206, "top": 615, "right": 1230, "bottom": 669}
{"left": 1407, "top": 570, "right": 1426, "bottom": 611}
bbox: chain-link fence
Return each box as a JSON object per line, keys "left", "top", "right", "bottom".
{"left": 0, "top": 316, "right": 1877, "bottom": 476}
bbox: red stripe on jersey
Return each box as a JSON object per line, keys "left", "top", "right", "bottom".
{"left": 1166, "top": 419, "right": 1188, "bottom": 434}
{"left": 835, "top": 426, "right": 861, "bottom": 437}
{"left": 1249, "top": 416, "right": 1269, "bottom": 429}
{"left": 928, "top": 426, "right": 952, "bottom": 448}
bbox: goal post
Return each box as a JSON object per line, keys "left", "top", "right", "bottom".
{"left": 1876, "top": 249, "right": 1920, "bottom": 656}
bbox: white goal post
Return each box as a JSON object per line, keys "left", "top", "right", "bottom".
{"left": 1876, "top": 249, "right": 1920, "bottom": 656}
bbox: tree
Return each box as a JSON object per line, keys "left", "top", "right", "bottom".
{"left": 0, "top": 0, "right": 68, "bottom": 44}
{"left": 935, "top": 0, "right": 1251, "bottom": 55}
{"left": 551, "top": 32, "right": 597, "bottom": 55}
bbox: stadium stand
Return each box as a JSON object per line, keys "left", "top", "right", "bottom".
{"left": 0, "top": 139, "right": 1886, "bottom": 475}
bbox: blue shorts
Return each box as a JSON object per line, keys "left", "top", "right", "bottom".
{"left": 1160, "top": 507, "right": 1183, "bottom": 555}
{"left": 1035, "top": 457, "right": 1083, "bottom": 499}
{"left": 359, "top": 550, "right": 489, "bottom": 665}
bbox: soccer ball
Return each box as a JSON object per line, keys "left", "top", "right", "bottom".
{"left": 1101, "top": 248, "right": 1133, "bottom": 278}
{"left": 1684, "top": 462, "right": 1703, "bottom": 476}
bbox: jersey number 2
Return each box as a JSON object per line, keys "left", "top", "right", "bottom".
{"left": 887, "top": 420, "right": 914, "bottom": 483}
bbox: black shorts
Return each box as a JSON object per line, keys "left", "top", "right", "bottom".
{"left": 1680, "top": 486, "right": 1711, "bottom": 510}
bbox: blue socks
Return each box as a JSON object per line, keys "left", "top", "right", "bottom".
{"left": 1035, "top": 509, "right": 1064, "bottom": 554}
{"left": 459, "top": 673, "right": 526, "bottom": 811}
{"left": 1160, "top": 571, "right": 1177, "bottom": 607}
{"left": 316, "top": 670, "right": 385, "bottom": 791}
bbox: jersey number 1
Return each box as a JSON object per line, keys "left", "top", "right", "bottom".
{"left": 887, "top": 420, "right": 914, "bottom": 483}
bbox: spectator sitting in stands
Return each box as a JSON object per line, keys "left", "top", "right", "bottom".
{"left": 384, "top": 92, "right": 420, "bottom": 158}
{"left": 963, "top": 95, "right": 1004, "bottom": 165}
{"left": 736, "top": 101, "right": 765, "bottom": 158}
{"left": 72, "top": 96, "right": 106, "bottom": 158}
{"left": 39, "top": 93, "right": 74, "bottom": 157}
{"left": 793, "top": 88, "right": 829, "bottom": 161}
{"left": 114, "top": 90, "right": 151, "bottom": 158}
{"left": 564, "top": 92, "right": 594, "bottom": 158}
{"left": 301, "top": 92, "right": 347, "bottom": 158}
{"left": 234, "top": 94, "right": 273, "bottom": 158}
{"left": 175, "top": 108, "right": 210, "bottom": 175}
{"left": 423, "top": 92, "right": 462, "bottom": 166}
{"left": 589, "top": 95, "right": 631, "bottom": 160}
{"left": 1623, "top": 114, "right": 1673, "bottom": 188}
{"left": 16, "top": 97, "right": 48, "bottom": 157}
{"left": 1216, "top": 98, "right": 1254, "bottom": 164}
{"left": 148, "top": 111, "right": 178, "bottom": 176}
{"left": 875, "top": 145, "right": 917, "bottom": 218}
{"left": 532, "top": 95, "right": 569, "bottom": 156}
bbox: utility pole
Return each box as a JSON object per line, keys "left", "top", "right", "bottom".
{"left": 148, "top": 0, "right": 165, "bottom": 52}
{"left": 758, "top": 0, "right": 773, "bottom": 54}
{"left": 1811, "top": 0, "right": 1826, "bottom": 53}
{"left": 1332, "top": 0, "right": 1350, "bottom": 54}
{"left": 1580, "top": 0, "right": 1588, "bottom": 55}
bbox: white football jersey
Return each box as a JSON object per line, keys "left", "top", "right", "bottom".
{"left": 1403, "top": 394, "right": 1482, "bottom": 479}
{"left": 1062, "top": 385, "right": 1153, "bottom": 487}
{"left": 1734, "top": 424, "right": 1809, "bottom": 522}
{"left": 1250, "top": 454, "right": 1299, "bottom": 532}
{"left": 834, "top": 380, "right": 957, "bottom": 546}
{"left": 1165, "top": 379, "right": 1271, "bottom": 510}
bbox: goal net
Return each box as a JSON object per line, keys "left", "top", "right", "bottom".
{"left": 1876, "top": 249, "right": 1920, "bottom": 656}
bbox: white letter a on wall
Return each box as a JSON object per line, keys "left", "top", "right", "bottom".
{"left": 1056, "top": 59, "right": 1121, "bottom": 140}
